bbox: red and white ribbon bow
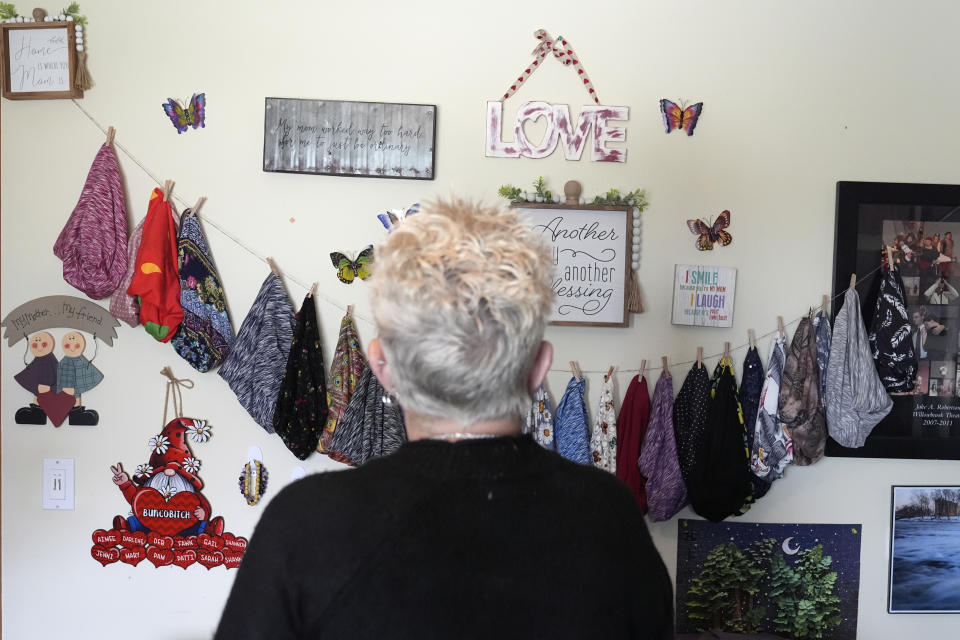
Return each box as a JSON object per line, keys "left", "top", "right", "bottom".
{"left": 502, "top": 29, "right": 600, "bottom": 104}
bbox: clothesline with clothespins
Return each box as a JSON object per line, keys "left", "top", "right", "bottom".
{"left": 71, "top": 100, "right": 892, "bottom": 379}
{"left": 70, "top": 100, "right": 372, "bottom": 327}
{"left": 562, "top": 269, "right": 882, "bottom": 376}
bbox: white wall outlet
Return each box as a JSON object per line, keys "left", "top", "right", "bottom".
{"left": 42, "top": 459, "right": 74, "bottom": 510}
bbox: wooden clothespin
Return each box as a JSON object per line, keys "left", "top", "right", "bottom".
{"left": 346, "top": 304, "right": 353, "bottom": 315}
{"left": 748, "top": 329, "right": 756, "bottom": 349}
{"left": 696, "top": 347, "right": 703, "bottom": 367}
{"left": 569, "top": 361, "right": 580, "bottom": 381}
{"left": 162, "top": 180, "right": 174, "bottom": 202}
{"left": 661, "top": 356, "right": 670, "bottom": 377}
{"left": 307, "top": 282, "right": 317, "bottom": 298}
{"left": 265, "top": 256, "right": 280, "bottom": 276}
{"left": 640, "top": 359, "right": 647, "bottom": 378}
{"left": 723, "top": 341, "right": 731, "bottom": 360}
{"left": 606, "top": 365, "right": 615, "bottom": 380}
{"left": 192, "top": 196, "right": 206, "bottom": 215}
{"left": 822, "top": 294, "right": 829, "bottom": 314}
{"left": 849, "top": 273, "right": 857, "bottom": 290}
{"left": 777, "top": 316, "right": 785, "bottom": 338}
{"left": 105, "top": 126, "right": 115, "bottom": 146}
{"left": 886, "top": 245, "right": 895, "bottom": 270}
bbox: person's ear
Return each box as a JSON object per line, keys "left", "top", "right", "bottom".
{"left": 527, "top": 340, "right": 554, "bottom": 395}
{"left": 368, "top": 338, "right": 395, "bottom": 395}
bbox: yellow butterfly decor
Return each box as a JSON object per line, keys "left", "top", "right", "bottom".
{"left": 330, "top": 245, "right": 374, "bottom": 284}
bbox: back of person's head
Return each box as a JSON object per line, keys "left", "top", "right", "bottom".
{"left": 369, "top": 198, "right": 553, "bottom": 427}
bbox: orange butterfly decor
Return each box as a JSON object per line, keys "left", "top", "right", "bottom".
{"left": 687, "top": 210, "right": 732, "bottom": 251}
{"left": 660, "top": 99, "right": 703, "bottom": 136}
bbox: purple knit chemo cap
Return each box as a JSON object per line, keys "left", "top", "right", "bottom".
{"left": 109, "top": 217, "right": 146, "bottom": 327}
{"left": 53, "top": 144, "right": 129, "bottom": 300}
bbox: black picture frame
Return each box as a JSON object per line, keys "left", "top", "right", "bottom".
{"left": 888, "top": 485, "right": 960, "bottom": 613}
{"left": 828, "top": 181, "right": 960, "bottom": 460}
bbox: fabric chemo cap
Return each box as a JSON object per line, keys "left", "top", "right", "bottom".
{"left": 869, "top": 268, "right": 917, "bottom": 393}
{"left": 53, "top": 143, "right": 129, "bottom": 299}
{"left": 172, "top": 211, "right": 235, "bottom": 372}
{"left": 273, "top": 294, "right": 328, "bottom": 459}
{"left": 319, "top": 310, "right": 366, "bottom": 458}
{"left": 825, "top": 287, "right": 893, "bottom": 448}
{"left": 109, "top": 217, "right": 146, "bottom": 327}
{"left": 554, "top": 377, "right": 592, "bottom": 465}
{"left": 638, "top": 371, "right": 688, "bottom": 521}
{"left": 127, "top": 189, "right": 183, "bottom": 342}
{"left": 328, "top": 366, "right": 407, "bottom": 466}
{"left": 218, "top": 272, "right": 295, "bottom": 433}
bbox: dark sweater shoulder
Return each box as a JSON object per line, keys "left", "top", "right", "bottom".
{"left": 218, "top": 437, "right": 674, "bottom": 640}
{"left": 268, "top": 438, "right": 645, "bottom": 531}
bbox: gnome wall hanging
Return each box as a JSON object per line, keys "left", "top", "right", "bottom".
{"left": 1, "top": 295, "right": 120, "bottom": 427}
{"left": 90, "top": 366, "right": 247, "bottom": 570}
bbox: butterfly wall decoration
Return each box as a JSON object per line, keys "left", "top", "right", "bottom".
{"left": 162, "top": 93, "right": 206, "bottom": 134}
{"left": 330, "top": 246, "right": 374, "bottom": 284}
{"left": 659, "top": 99, "right": 703, "bottom": 136}
{"left": 686, "top": 210, "right": 732, "bottom": 251}
{"left": 377, "top": 203, "right": 420, "bottom": 232}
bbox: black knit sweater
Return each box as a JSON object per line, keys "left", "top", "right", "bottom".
{"left": 215, "top": 435, "right": 674, "bottom": 639}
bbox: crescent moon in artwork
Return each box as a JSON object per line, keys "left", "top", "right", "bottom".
{"left": 782, "top": 537, "right": 800, "bottom": 555}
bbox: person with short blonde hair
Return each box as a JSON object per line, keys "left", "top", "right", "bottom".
{"left": 217, "top": 198, "right": 673, "bottom": 640}
{"left": 367, "top": 198, "right": 554, "bottom": 433}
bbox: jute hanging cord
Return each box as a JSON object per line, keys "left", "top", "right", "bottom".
{"left": 159, "top": 366, "right": 194, "bottom": 427}
{"left": 626, "top": 270, "right": 643, "bottom": 314}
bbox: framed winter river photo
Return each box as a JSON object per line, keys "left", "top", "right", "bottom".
{"left": 514, "top": 204, "right": 633, "bottom": 327}
{"left": 829, "top": 181, "right": 960, "bottom": 460}
{"left": 888, "top": 485, "right": 960, "bottom": 613}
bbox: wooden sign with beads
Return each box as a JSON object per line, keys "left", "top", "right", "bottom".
{"left": 0, "top": 8, "right": 91, "bottom": 100}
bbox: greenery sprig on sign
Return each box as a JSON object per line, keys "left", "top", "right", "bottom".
{"left": 498, "top": 177, "right": 647, "bottom": 213}
{"left": 61, "top": 2, "right": 87, "bottom": 26}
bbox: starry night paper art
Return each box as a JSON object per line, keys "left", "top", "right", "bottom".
{"left": 675, "top": 519, "right": 862, "bottom": 639}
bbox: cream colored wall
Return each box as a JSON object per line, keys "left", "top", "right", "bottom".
{"left": 2, "top": 1, "right": 958, "bottom": 637}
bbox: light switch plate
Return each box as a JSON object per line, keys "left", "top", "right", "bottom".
{"left": 42, "top": 458, "right": 74, "bottom": 510}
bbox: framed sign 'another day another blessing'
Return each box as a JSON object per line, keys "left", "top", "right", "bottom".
{"left": 514, "top": 203, "right": 633, "bottom": 327}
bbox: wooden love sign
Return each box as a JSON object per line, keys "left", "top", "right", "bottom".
{"left": 486, "top": 101, "right": 628, "bottom": 162}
